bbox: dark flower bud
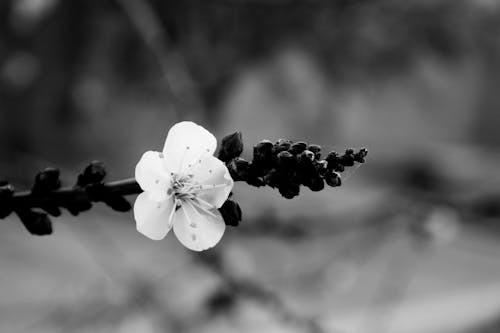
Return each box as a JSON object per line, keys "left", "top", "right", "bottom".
{"left": 263, "top": 169, "right": 281, "bottom": 188}
{"left": 325, "top": 152, "right": 345, "bottom": 172}
{"left": 278, "top": 182, "right": 300, "bottom": 199}
{"left": 354, "top": 148, "right": 368, "bottom": 163}
{"left": 218, "top": 131, "right": 244, "bottom": 163}
{"left": 0, "top": 184, "right": 14, "bottom": 218}
{"left": 219, "top": 199, "right": 242, "bottom": 226}
{"left": 16, "top": 209, "right": 53, "bottom": 235}
{"left": 340, "top": 149, "right": 355, "bottom": 167}
{"left": 277, "top": 151, "right": 296, "bottom": 169}
{"left": 0, "top": 183, "right": 14, "bottom": 199}
{"left": 273, "top": 139, "right": 292, "bottom": 154}
{"left": 253, "top": 140, "right": 274, "bottom": 164}
{"left": 308, "top": 144, "right": 321, "bottom": 159}
{"left": 32, "top": 168, "right": 61, "bottom": 193}
{"left": 301, "top": 150, "right": 315, "bottom": 162}
{"left": 77, "top": 161, "right": 106, "bottom": 187}
{"left": 307, "top": 177, "right": 325, "bottom": 192}
{"left": 315, "top": 160, "right": 328, "bottom": 177}
{"left": 289, "top": 142, "right": 308, "bottom": 155}
{"left": 326, "top": 151, "right": 339, "bottom": 166}
{"left": 246, "top": 176, "right": 265, "bottom": 187}
{"left": 227, "top": 157, "right": 250, "bottom": 181}
{"left": 296, "top": 151, "right": 318, "bottom": 186}
{"left": 325, "top": 171, "right": 342, "bottom": 187}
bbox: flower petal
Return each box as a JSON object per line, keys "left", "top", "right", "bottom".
{"left": 191, "top": 155, "right": 233, "bottom": 208}
{"left": 173, "top": 201, "right": 225, "bottom": 251}
{"left": 163, "top": 121, "right": 217, "bottom": 173}
{"left": 134, "top": 192, "right": 175, "bottom": 240}
{"left": 135, "top": 151, "right": 171, "bottom": 197}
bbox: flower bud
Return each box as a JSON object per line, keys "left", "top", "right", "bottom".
{"left": 77, "top": 161, "right": 107, "bottom": 187}
{"left": 354, "top": 148, "right": 368, "bottom": 163}
{"left": 16, "top": 209, "right": 53, "bottom": 235}
{"left": 289, "top": 142, "right": 308, "bottom": 155}
{"left": 325, "top": 171, "right": 342, "bottom": 187}
{"left": 273, "top": 139, "right": 292, "bottom": 154}
{"left": 219, "top": 199, "right": 242, "bottom": 226}
{"left": 218, "top": 131, "right": 244, "bottom": 162}
{"left": 326, "top": 151, "right": 338, "bottom": 166}
{"left": 0, "top": 184, "right": 14, "bottom": 218}
{"left": 278, "top": 182, "right": 300, "bottom": 199}
{"left": 315, "top": 160, "right": 328, "bottom": 177}
{"left": 246, "top": 176, "right": 265, "bottom": 187}
{"left": 263, "top": 169, "right": 281, "bottom": 188}
{"left": 326, "top": 151, "right": 344, "bottom": 172}
{"left": 340, "top": 149, "right": 355, "bottom": 167}
{"left": 277, "top": 151, "right": 296, "bottom": 169}
{"left": 301, "top": 150, "right": 315, "bottom": 161}
{"left": 308, "top": 144, "right": 321, "bottom": 159}
{"left": 227, "top": 157, "right": 250, "bottom": 181}
{"left": 253, "top": 140, "right": 274, "bottom": 164}
{"left": 307, "top": 177, "right": 325, "bottom": 192}
{"left": 32, "top": 168, "right": 61, "bottom": 193}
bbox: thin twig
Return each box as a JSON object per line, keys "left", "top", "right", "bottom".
{"left": 11, "top": 178, "right": 140, "bottom": 210}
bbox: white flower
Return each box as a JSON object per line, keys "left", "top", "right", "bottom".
{"left": 134, "top": 121, "right": 234, "bottom": 251}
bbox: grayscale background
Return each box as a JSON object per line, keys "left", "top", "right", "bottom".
{"left": 1, "top": 1, "right": 500, "bottom": 332}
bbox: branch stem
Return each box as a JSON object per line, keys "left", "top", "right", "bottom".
{"left": 11, "top": 178, "right": 142, "bottom": 210}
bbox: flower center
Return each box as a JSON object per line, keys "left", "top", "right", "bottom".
{"left": 166, "top": 173, "right": 227, "bottom": 212}
{"left": 168, "top": 174, "right": 198, "bottom": 207}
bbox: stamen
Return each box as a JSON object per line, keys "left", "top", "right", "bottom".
{"left": 197, "top": 184, "right": 227, "bottom": 191}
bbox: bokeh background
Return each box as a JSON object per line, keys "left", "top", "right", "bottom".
{"left": 1, "top": 0, "right": 500, "bottom": 332}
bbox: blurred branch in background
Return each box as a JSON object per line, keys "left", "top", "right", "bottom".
{"left": 115, "top": 0, "right": 201, "bottom": 118}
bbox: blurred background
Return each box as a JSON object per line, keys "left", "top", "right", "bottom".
{"left": 1, "top": 0, "right": 500, "bottom": 332}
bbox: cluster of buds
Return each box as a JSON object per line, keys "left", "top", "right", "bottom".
{"left": 218, "top": 132, "right": 368, "bottom": 199}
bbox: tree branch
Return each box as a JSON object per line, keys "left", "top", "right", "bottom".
{"left": 0, "top": 132, "right": 367, "bottom": 236}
